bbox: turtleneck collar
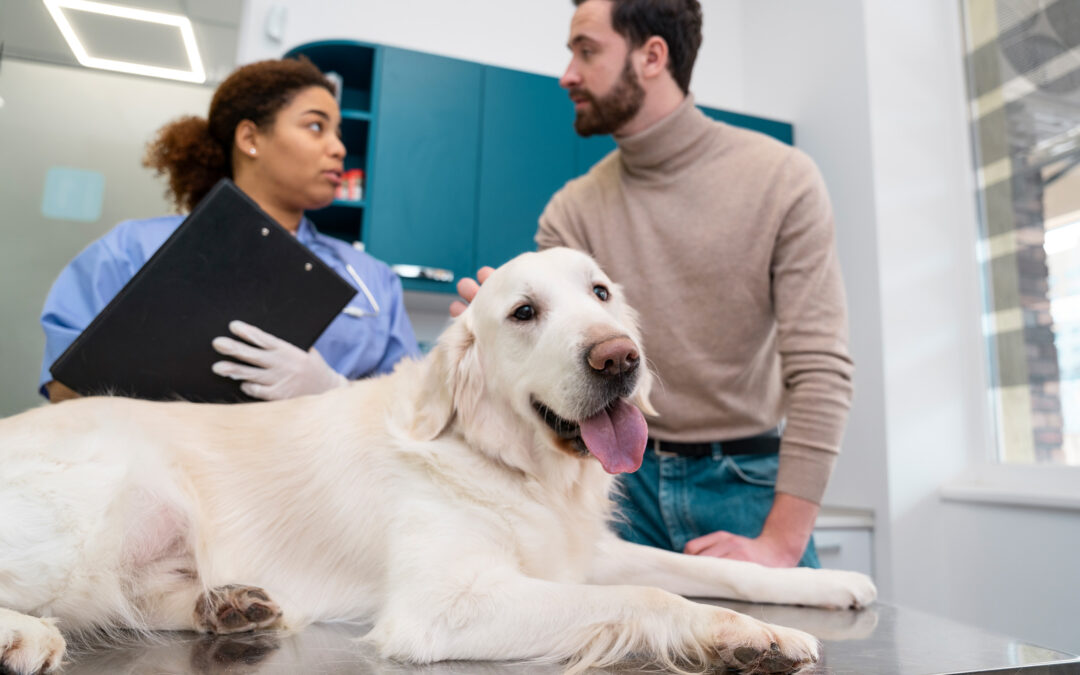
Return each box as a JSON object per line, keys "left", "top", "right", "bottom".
{"left": 615, "top": 94, "right": 714, "bottom": 177}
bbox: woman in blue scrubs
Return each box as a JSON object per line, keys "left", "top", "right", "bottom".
{"left": 39, "top": 58, "right": 419, "bottom": 402}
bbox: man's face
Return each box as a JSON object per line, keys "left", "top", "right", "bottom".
{"left": 560, "top": 0, "right": 646, "bottom": 137}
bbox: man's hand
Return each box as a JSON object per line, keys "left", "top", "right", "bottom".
{"left": 449, "top": 266, "right": 495, "bottom": 317}
{"left": 683, "top": 492, "right": 820, "bottom": 567}
{"left": 210, "top": 320, "right": 347, "bottom": 400}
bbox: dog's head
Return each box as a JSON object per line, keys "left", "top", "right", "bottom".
{"left": 411, "top": 247, "right": 656, "bottom": 476}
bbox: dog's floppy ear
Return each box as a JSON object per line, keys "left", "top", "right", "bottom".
{"left": 634, "top": 363, "right": 659, "bottom": 418}
{"left": 409, "top": 313, "right": 483, "bottom": 441}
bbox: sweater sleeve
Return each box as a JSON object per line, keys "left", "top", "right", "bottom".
{"left": 770, "top": 150, "right": 855, "bottom": 504}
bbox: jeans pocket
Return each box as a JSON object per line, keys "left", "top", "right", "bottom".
{"left": 723, "top": 454, "right": 779, "bottom": 487}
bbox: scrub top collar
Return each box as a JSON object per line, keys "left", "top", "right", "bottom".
{"left": 295, "top": 217, "right": 320, "bottom": 246}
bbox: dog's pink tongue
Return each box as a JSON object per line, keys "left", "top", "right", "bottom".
{"left": 579, "top": 399, "right": 648, "bottom": 474}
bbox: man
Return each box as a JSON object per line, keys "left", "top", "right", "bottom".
{"left": 455, "top": 0, "right": 852, "bottom": 568}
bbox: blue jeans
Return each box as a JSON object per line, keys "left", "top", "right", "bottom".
{"left": 611, "top": 444, "right": 820, "bottom": 568}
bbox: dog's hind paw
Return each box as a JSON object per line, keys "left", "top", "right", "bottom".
{"left": 194, "top": 585, "right": 283, "bottom": 634}
{"left": 0, "top": 611, "right": 65, "bottom": 675}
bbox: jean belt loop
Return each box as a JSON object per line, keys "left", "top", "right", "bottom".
{"left": 652, "top": 438, "right": 677, "bottom": 458}
{"left": 710, "top": 441, "right": 725, "bottom": 461}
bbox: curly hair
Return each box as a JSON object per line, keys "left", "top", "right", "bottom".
{"left": 573, "top": 0, "right": 703, "bottom": 95}
{"left": 143, "top": 57, "right": 335, "bottom": 213}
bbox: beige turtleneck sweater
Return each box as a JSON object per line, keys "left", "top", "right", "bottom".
{"left": 536, "top": 95, "right": 853, "bottom": 504}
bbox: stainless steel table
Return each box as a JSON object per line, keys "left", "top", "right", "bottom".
{"left": 61, "top": 600, "right": 1079, "bottom": 674}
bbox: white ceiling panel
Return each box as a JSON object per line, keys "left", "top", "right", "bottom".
{"left": 0, "top": 0, "right": 242, "bottom": 84}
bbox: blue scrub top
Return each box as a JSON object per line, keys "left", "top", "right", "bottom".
{"left": 39, "top": 214, "right": 420, "bottom": 398}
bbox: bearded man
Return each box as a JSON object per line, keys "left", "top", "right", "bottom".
{"left": 459, "top": 0, "right": 853, "bottom": 570}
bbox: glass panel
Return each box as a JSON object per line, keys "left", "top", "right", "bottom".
{"left": 961, "top": 0, "right": 1080, "bottom": 465}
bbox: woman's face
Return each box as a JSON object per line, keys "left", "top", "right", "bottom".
{"left": 251, "top": 86, "right": 346, "bottom": 213}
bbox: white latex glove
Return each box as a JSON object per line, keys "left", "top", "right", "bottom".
{"left": 210, "top": 320, "right": 347, "bottom": 400}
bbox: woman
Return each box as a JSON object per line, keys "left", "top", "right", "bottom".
{"left": 39, "top": 58, "right": 419, "bottom": 402}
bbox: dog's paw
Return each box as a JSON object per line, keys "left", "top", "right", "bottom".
{"left": 806, "top": 569, "right": 877, "bottom": 610}
{"left": 708, "top": 609, "right": 818, "bottom": 675}
{"left": 0, "top": 611, "right": 65, "bottom": 675}
{"left": 194, "top": 585, "right": 283, "bottom": 634}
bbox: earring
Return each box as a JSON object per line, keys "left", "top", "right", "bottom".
{"left": 249, "top": 148, "right": 256, "bottom": 156}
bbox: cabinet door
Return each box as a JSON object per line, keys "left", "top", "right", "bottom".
{"left": 699, "top": 106, "right": 794, "bottom": 145}
{"left": 366, "top": 47, "right": 483, "bottom": 292}
{"left": 476, "top": 68, "right": 578, "bottom": 269}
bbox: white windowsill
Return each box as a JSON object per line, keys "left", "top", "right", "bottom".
{"left": 939, "top": 463, "right": 1080, "bottom": 511}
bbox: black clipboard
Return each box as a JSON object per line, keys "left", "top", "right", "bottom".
{"left": 50, "top": 179, "right": 357, "bottom": 403}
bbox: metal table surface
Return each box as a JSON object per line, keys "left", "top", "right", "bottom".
{"left": 61, "top": 600, "right": 1079, "bottom": 675}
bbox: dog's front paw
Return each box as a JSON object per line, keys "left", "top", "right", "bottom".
{"left": 194, "top": 585, "right": 283, "bottom": 634}
{"left": 810, "top": 569, "right": 877, "bottom": 610}
{"left": 709, "top": 609, "right": 818, "bottom": 674}
{"left": 0, "top": 611, "right": 65, "bottom": 675}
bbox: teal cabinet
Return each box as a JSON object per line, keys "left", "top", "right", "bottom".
{"left": 700, "top": 107, "right": 793, "bottom": 144}
{"left": 365, "top": 48, "right": 483, "bottom": 293}
{"left": 476, "top": 67, "right": 577, "bottom": 269}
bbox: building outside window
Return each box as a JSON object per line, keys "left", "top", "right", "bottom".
{"left": 961, "top": 0, "right": 1080, "bottom": 466}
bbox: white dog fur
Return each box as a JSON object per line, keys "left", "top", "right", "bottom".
{"left": 0, "top": 247, "right": 875, "bottom": 674}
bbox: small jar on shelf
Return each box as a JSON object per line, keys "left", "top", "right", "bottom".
{"left": 335, "top": 169, "right": 365, "bottom": 203}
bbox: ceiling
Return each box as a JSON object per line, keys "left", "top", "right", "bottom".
{"left": 0, "top": 0, "right": 243, "bottom": 85}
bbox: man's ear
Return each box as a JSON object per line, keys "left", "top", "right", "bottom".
{"left": 409, "top": 313, "right": 482, "bottom": 441}
{"left": 638, "top": 35, "right": 670, "bottom": 80}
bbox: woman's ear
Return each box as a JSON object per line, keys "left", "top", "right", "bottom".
{"left": 409, "top": 313, "right": 482, "bottom": 441}
{"left": 234, "top": 119, "right": 259, "bottom": 158}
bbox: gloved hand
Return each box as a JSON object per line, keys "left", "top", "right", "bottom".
{"left": 210, "top": 320, "right": 347, "bottom": 400}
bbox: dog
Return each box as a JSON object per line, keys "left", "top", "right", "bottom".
{"left": 0, "top": 247, "right": 875, "bottom": 674}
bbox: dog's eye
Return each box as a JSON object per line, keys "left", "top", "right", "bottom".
{"left": 593, "top": 285, "right": 610, "bottom": 302}
{"left": 512, "top": 305, "right": 536, "bottom": 321}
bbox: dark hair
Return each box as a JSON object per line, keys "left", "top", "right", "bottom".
{"left": 574, "top": 0, "right": 702, "bottom": 95}
{"left": 143, "top": 57, "right": 335, "bottom": 212}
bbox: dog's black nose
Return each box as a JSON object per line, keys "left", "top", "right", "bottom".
{"left": 587, "top": 337, "right": 640, "bottom": 378}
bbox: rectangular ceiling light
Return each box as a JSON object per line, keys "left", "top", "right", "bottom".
{"left": 43, "top": 0, "right": 206, "bottom": 83}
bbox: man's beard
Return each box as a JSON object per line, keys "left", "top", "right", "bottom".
{"left": 570, "top": 57, "right": 645, "bottom": 137}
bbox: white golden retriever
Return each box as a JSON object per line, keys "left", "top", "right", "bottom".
{"left": 0, "top": 247, "right": 875, "bottom": 675}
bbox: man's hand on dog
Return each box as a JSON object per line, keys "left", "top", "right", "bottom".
{"left": 449, "top": 266, "right": 495, "bottom": 317}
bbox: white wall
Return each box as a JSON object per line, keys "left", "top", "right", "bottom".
{"left": 862, "top": 1, "right": 1080, "bottom": 654}
{"left": 0, "top": 60, "right": 212, "bottom": 418}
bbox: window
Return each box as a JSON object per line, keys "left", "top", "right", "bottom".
{"left": 961, "top": 0, "right": 1080, "bottom": 465}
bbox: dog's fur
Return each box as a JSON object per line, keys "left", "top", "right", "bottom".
{"left": 0, "top": 248, "right": 875, "bottom": 674}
